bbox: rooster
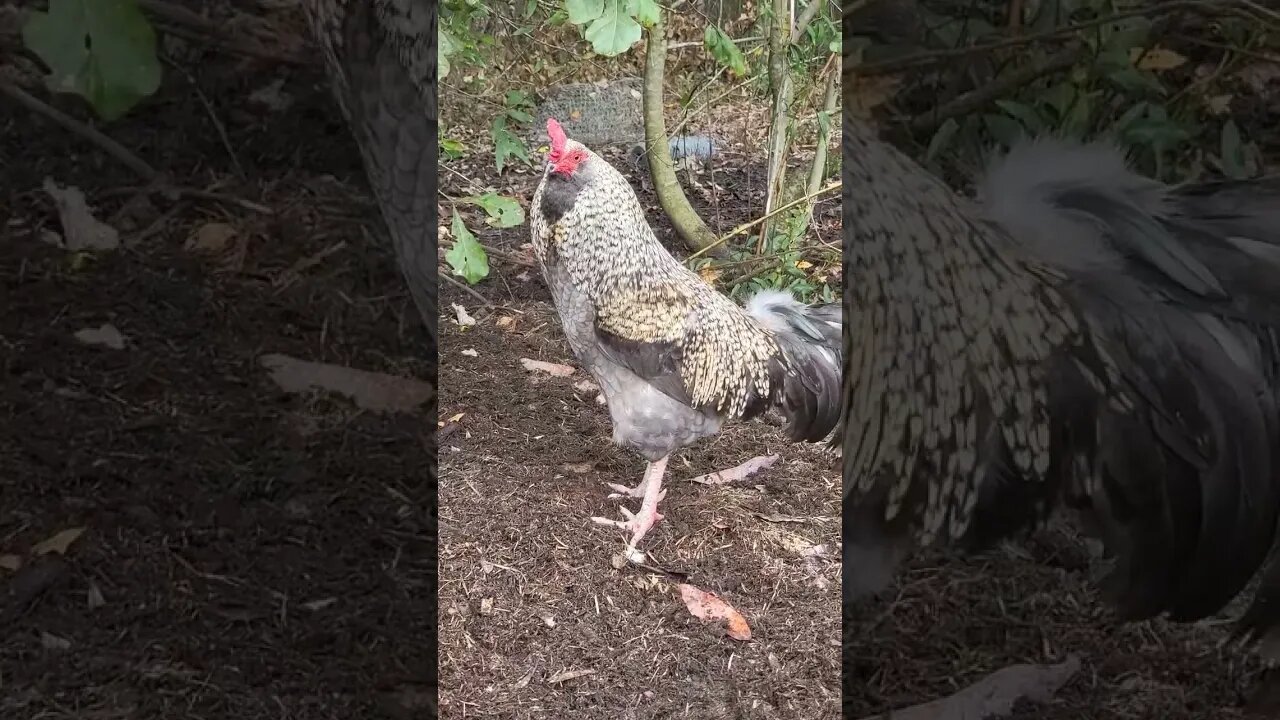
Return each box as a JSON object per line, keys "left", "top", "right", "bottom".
{"left": 841, "top": 115, "right": 1280, "bottom": 649}
{"left": 531, "top": 118, "right": 842, "bottom": 559}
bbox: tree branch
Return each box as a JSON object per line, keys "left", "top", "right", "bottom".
{"left": 642, "top": 15, "right": 719, "bottom": 254}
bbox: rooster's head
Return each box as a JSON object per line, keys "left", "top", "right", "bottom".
{"left": 546, "top": 118, "right": 591, "bottom": 176}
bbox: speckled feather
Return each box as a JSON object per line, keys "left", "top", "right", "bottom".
{"left": 531, "top": 134, "right": 841, "bottom": 460}
{"left": 841, "top": 116, "right": 1280, "bottom": 634}
{"left": 300, "top": 0, "right": 437, "bottom": 345}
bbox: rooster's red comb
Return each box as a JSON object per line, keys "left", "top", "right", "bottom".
{"left": 547, "top": 118, "right": 567, "bottom": 157}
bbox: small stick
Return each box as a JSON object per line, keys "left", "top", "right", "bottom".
{"left": 0, "top": 79, "right": 159, "bottom": 182}
{"left": 442, "top": 272, "right": 493, "bottom": 308}
{"left": 688, "top": 180, "right": 841, "bottom": 260}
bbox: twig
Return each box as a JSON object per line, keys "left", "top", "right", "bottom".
{"left": 442, "top": 273, "right": 494, "bottom": 308}
{"left": 688, "top": 180, "right": 841, "bottom": 261}
{"left": 0, "top": 79, "right": 159, "bottom": 182}
{"left": 847, "top": 0, "right": 1245, "bottom": 77}
{"left": 101, "top": 185, "right": 274, "bottom": 214}
{"left": 909, "top": 45, "right": 1080, "bottom": 131}
{"left": 163, "top": 57, "right": 246, "bottom": 180}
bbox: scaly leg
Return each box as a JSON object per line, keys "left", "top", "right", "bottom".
{"left": 592, "top": 455, "right": 669, "bottom": 558}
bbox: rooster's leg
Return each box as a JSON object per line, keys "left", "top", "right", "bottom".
{"left": 592, "top": 455, "right": 669, "bottom": 557}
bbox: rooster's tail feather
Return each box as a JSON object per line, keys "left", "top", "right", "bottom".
{"left": 745, "top": 289, "right": 843, "bottom": 442}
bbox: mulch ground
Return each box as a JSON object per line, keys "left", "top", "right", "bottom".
{"left": 1, "top": 6, "right": 434, "bottom": 718}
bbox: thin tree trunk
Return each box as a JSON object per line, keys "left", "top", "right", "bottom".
{"left": 642, "top": 15, "right": 720, "bottom": 254}
{"left": 758, "top": 0, "right": 795, "bottom": 252}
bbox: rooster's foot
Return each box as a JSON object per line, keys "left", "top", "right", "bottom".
{"left": 593, "top": 456, "right": 670, "bottom": 559}
{"left": 591, "top": 503, "right": 665, "bottom": 554}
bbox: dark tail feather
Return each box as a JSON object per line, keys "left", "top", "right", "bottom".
{"left": 745, "top": 289, "right": 843, "bottom": 442}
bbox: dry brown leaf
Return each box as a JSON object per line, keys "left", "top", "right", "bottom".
{"left": 1133, "top": 47, "right": 1186, "bottom": 71}
{"left": 42, "top": 178, "right": 119, "bottom": 251}
{"left": 677, "top": 583, "right": 752, "bottom": 641}
{"left": 74, "top": 323, "right": 126, "bottom": 350}
{"left": 520, "top": 358, "right": 575, "bottom": 377}
{"left": 186, "top": 222, "right": 237, "bottom": 254}
{"left": 1204, "top": 94, "right": 1233, "bottom": 116}
{"left": 857, "top": 657, "right": 1080, "bottom": 720}
{"left": 847, "top": 76, "right": 902, "bottom": 118}
{"left": 547, "top": 668, "right": 595, "bottom": 684}
{"left": 495, "top": 316, "right": 516, "bottom": 330}
{"left": 260, "top": 354, "right": 433, "bottom": 414}
{"left": 33, "top": 527, "right": 86, "bottom": 556}
{"left": 0, "top": 554, "right": 22, "bottom": 572}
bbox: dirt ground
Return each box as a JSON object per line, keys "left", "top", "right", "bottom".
{"left": 1, "top": 8, "right": 434, "bottom": 718}
{"left": 436, "top": 145, "right": 844, "bottom": 719}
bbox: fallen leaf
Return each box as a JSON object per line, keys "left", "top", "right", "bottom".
{"left": 563, "top": 462, "right": 593, "bottom": 474}
{"left": 41, "top": 631, "right": 71, "bottom": 651}
{"left": 260, "top": 354, "right": 432, "bottom": 414}
{"left": 495, "top": 316, "right": 516, "bottom": 330}
{"left": 302, "top": 597, "right": 337, "bottom": 611}
{"left": 74, "top": 323, "right": 126, "bottom": 350}
{"left": 86, "top": 581, "right": 105, "bottom": 609}
{"left": 42, "top": 178, "right": 119, "bottom": 251}
{"left": 677, "top": 583, "right": 752, "bottom": 641}
{"left": 847, "top": 76, "right": 902, "bottom": 118}
{"left": 185, "top": 222, "right": 237, "bottom": 254}
{"left": 547, "top": 668, "right": 595, "bottom": 684}
{"left": 521, "top": 358, "right": 575, "bottom": 377}
{"left": 452, "top": 303, "right": 476, "bottom": 327}
{"left": 0, "top": 554, "right": 22, "bottom": 572}
{"left": 248, "top": 77, "right": 294, "bottom": 111}
{"left": 32, "top": 527, "right": 86, "bottom": 556}
{"left": 1204, "top": 94, "right": 1233, "bottom": 116}
{"left": 460, "top": 348, "right": 479, "bottom": 357}
{"left": 573, "top": 379, "right": 599, "bottom": 394}
{"left": 857, "top": 657, "right": 1081, "bottom": 720}
{"left": 1133, "top": 47, "right": 1186, "bottom": 71}
{"left": 479, "top": 597, "right": 494, "bottom": 615}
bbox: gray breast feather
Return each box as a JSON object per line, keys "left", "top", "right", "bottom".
{"left": 543, "top": 263, "right": 718, "bottom": 460}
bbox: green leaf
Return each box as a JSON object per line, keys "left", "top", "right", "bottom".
{"left": 1220, "top": 120, "right": 1246, "bottom": 179}
{"left": 924, "top": 118, "right": 959, "bottom": 165}
{"left": 523, "top": 0, "right": 540, "bottom": 18}
{"left": 440, "top": 138, "right": 467, "bottom": 160}
{"left": 22, "top": 0, "right": 161, "bottom": 121}
{"left": 463, "top": 192, "right": 526, "bottom": 228}
{"left": 628, "top": 0, "right": 661, "bottom": 27}
{"left": 584, "top": 0, "right": 642, "bottom": 57}
{"left": 439, "top": 29, "right": 458, "bottom": 80}
{"left": 565, "top": 0, "right": 604, "bottom": 25}
{"left": 446, "top": 213, "right": 490, "bottom": 285}
{"left": 994, "top": 99, "right": 1044, "bottom": 133}
{"left": 491, "top": 116, "right": 529, "bottom": 173}
{"left": 703, "top": 26, "right": 748, "bottom": 76}
{"left": 983, "top": 113, "right": 1025, "bottom": 148}
{"left": 1063, "top": 90, "right": 1097, "bottom": 138}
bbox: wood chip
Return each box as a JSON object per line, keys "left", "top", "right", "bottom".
{"left": 546, "top": 668, "right": 595, "bottom": 684}
{"left": 520, "top": 358, "right": 575, "bottom": 377}
{"left": 260, "top": 354, "right": 432, "bottom": 414}
{"left": 857, "top": 657, "right": 1081, "bottom": 720}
